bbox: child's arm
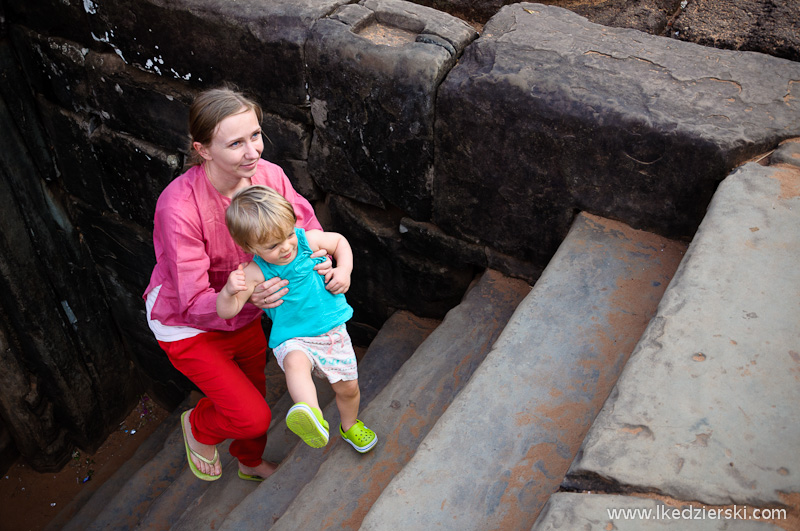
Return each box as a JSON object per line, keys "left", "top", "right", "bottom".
{"left": 305, "top": 230, "right": 353, "bottom": 295}
{"left": 217, "top": 262, "right": 266, "bottom": 319}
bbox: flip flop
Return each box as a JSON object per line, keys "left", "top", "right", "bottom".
{"left": 181, "top": 410, "right": 221, "bottom": 481}
{"left": 285, "top": 402, "right": 329, "bottom": 448}
{"left": 238, "top": 470, "right": 265, "bottom": 482}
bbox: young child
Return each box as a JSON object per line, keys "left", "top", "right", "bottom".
{"left": 217, "top": 185, "right": 377, "bottom": 453}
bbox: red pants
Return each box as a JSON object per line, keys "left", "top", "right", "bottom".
{"left": 159, "top": 319, "right": 270, "bottom": 467}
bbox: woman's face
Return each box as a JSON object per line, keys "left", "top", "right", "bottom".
{"left": 197, "top": 108, "right": 263, "bottom": 182}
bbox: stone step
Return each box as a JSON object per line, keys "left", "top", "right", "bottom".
{"left": 168, "top": 310, "right": 439, "bottom": 531}
{"left": 59, "top": 309, "right": 436, "bottom": 530}
{"left": 46, "top": 399, "right": 189, "bottom": 531}
{"left": 533, "top": 492, "right": 781, "bottom": 531}
{"left": 533, "top": 147, "right": 800, "bottom": 530}
{"left": 64, "top": 411, "right": 194, "bottom": 531}
{"left": 136, "top": 368, "right": 339, "bottom": 530}
{"left": 359, "top": 213, "right": 686, "bottom": 530}
{"left": 225, "top": 269, "right": 532, "bottom": 530}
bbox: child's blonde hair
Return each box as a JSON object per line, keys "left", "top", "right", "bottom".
{"left": 226, "top": 185, "right": 297, "bottom": 253}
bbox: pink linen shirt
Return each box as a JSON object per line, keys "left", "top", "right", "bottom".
{"left": 144, "top": 159, "right": 322, "bottom": 332}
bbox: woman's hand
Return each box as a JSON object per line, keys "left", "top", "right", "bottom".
{"left": 249, "top": 276, "right": 289, "bottom": 309}
{"left": 311, "top": 249, "right": 334, "bottom": 283}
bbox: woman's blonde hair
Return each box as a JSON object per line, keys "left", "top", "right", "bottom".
{"left": 226, "top": 185, "right": 296, "bottom": 253}
{"left": 187, "top": 86, "right": 263, "bottom": 166}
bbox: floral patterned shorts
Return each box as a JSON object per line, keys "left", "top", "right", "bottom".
{"left": 273, "top": 324, "right": 358, "bottom": 383}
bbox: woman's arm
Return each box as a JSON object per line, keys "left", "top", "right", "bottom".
{"left": 154, "top": 195, "right": 251, "bottom": 330}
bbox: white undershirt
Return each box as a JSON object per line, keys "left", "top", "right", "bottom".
{"left": 146, "top": 284, "right": 206, "bottom": 342}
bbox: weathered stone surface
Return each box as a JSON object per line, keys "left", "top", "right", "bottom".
{"left": 267, "top": 270, "right": 531, "bottom": 531}
{"left": 399, "top": 216, "right": 545, "bottom": 283}
{"left": 3, "top": 0, "right": 92, "bottom": 45}
{"left": 261, "top": 111, "right": 311, "bottom": 163}
{"left": 89, "top": 127, "right": 180, "bottom": 227}
{"left": 361, "top": 213, "right": 685, "bottom": 530}
{"left": 533, "top": 493, "right": 782, "bottom": 530}
{"left": 0, "top": 42, "right": 59, "bottom": 185}
{"left": 563, "top": 0, "right": 677, "bottom": 33}
{"left": 69, "top": 199, "right": 194, "bottom": 408}
{"left": 209, "top": 310, "right": 439, "bottom": 531}
{"left": 280, "top": 159, "right": 323, "bottom": 202}
{"left": 398, "top": 1, "right": 800, "bottom": 62}
{"left": 307, "top": 0, "right": 477, "bottom": 219}
{"left": 567, "top": 162, "right": 800, "bottom": 506}
{"left": 399, "top": 217, "right": 488, "bottom": 267}
{"left": 36, "top": 100, "right": 180, "bottom": 229}
{"left": 260, "top": 111, "right": 321, "bottom": 200}
{"left": 10, "top": 27, "right": 94, "bottom": 113}
{"left": 0, "top": 87, "right": 140, "bottom": 470}
{"left": 0, "top": 419, "right": 18, "bottom": 477}
{"left": 433, "top": 3, "right": 800, "bottom": 265}
{"left": 9, "top": 28, "right": 191, "bottom": 167}
{"left": 3, "top": 0, "right": 799, "bottom": 474}
{"left": 84, "top": 0, "right": 349, "bottom": 110}
{"left": 85, "top": 51, "right": 195, "bottom": 152}
{"left": 34, "top": 99, "right": 106, "bottom": 204}
{"left": 770, "top": 138, "right": 800, "bottom": 168}
{"left": 327, "top": 195, "right": 476, "bottom": 323}
{"left": 411, "top": 0, "right": 678, "bottom": 31}
{"left": 674, "top": 0, "right": 800, "bottom": 62}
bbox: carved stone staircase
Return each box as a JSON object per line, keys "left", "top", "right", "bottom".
{"left": 48, "top": 146, "right": 800, "bottom": 531}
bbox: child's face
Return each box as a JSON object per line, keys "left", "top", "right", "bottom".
{"left": 252, "top": 228, "right": 297, "bottom": 266}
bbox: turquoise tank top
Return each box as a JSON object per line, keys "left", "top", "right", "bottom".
{"left": 253, "top": 228, "right": 353, "bottom": 348}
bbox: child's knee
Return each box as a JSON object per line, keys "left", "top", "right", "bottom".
{"left": 283, "top": 350, "right": 311, "bottom": 372}
{"left": 334, "top": 379, "right": 360, "bottom": 399}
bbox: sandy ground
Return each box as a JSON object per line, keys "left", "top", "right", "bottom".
{"left": 0, "top": 396, "right": 171, "bottom": 531}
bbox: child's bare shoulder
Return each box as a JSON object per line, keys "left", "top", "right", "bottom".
{"left": 243, "top": 261, "right": 266, "bottom": 284}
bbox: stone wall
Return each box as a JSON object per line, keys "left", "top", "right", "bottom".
{"left": 1, "top": 0, "right": 799, "bottom": 470}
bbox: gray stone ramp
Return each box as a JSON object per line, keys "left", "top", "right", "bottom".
{"left": 360, "top": 213, "right": 687, "bottom": 530}
{"left": 245, "top": 269, "right": 531, "bottom": 531}
{"left": 533, "top": 493, "right": 782, "bottom": 530}
{"left": 171, "top": 310, "right": 439, "bottom": 531}
{"left": 564, "top": 161, "right": 800, "bottom": 511}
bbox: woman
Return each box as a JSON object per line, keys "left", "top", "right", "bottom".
{"left": 144, "top": 87, "right": 328, "bottom": 481}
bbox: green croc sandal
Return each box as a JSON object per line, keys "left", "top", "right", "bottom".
{"left": 286, "top": 402, "right": 329, "bottom": 448}
{"left": 340, "top": 419, "right": 377, "bottom": 453}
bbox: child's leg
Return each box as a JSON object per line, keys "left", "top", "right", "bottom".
{"left": 281, "top": 349, "right": 329, "bottom": 448}
{"left": 334, "top": 378, "right": 377, "bottom": 453}
{"left": 331, "top": 379, "right": 360, "bottom": 432}
{"left": 283, "top": 350, "right": 319, "bottom": 409}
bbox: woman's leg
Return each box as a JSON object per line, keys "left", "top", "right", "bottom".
{"left": 331, "top": 379, "right": 360, "bottom": 432}
{"left": 161, "top": 320, "right": 270, "bottom": 469}
{"left": 180, "top": 406, "right": 221, "bottom": 477}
